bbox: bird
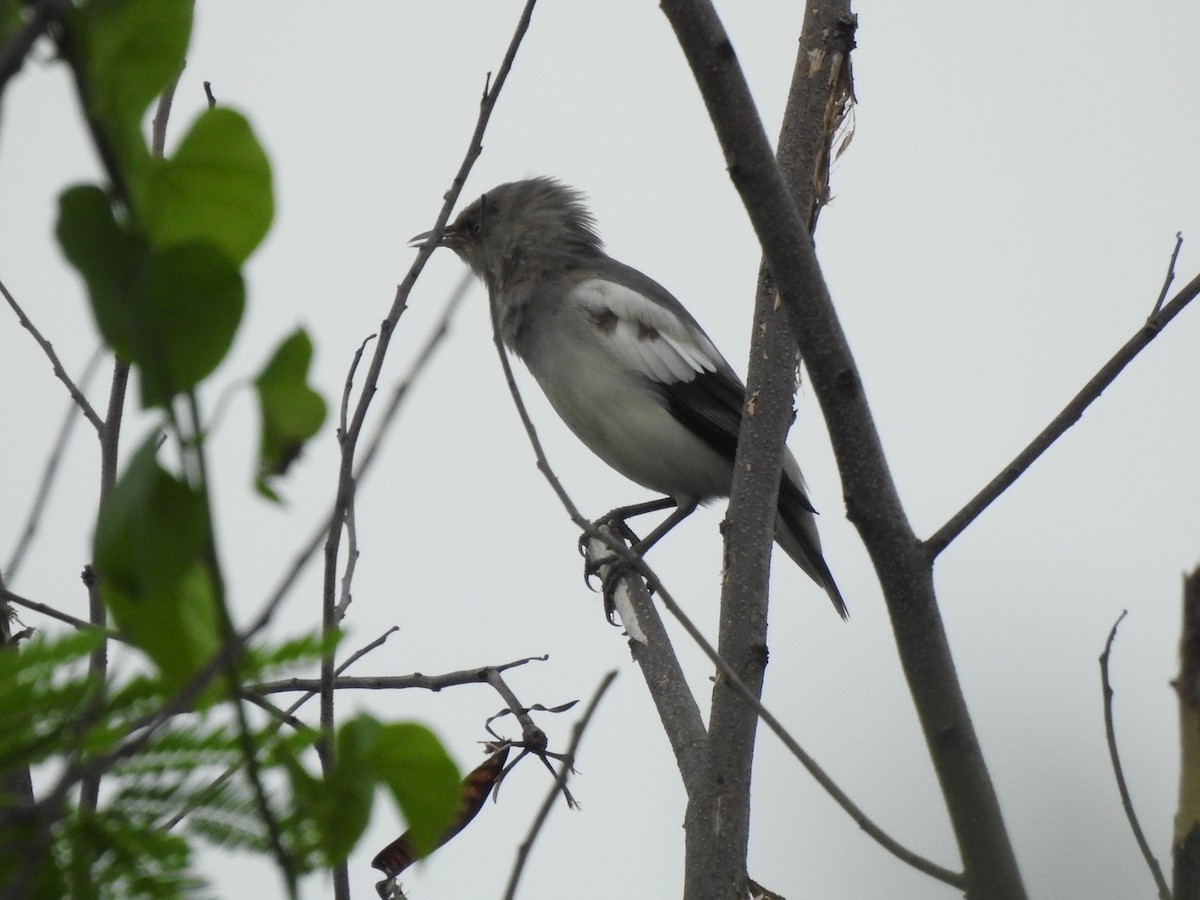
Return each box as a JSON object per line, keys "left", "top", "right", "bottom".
{"left": 412, "top": 177, "right": 846, "bottom": 618}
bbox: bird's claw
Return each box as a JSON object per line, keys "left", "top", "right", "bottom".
{"left": 579, "top": 515, "right": 649, "bottom": 625}
{"left": 599, "top": 558, "right": 634, "bottom": 625}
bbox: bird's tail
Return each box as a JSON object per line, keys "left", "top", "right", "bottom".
{"left": 775, "top": 479, "right": 848, "bottom": 620}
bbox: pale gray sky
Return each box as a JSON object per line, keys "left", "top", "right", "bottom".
{"left": 3, "top": 2, "right": 1199, "bottom": 898}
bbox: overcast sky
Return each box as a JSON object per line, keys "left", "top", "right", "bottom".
{"left": 3, "top": 2, "right": 1200, "bottom": 898}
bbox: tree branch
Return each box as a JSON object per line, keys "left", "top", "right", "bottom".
{"left": 583, "top": 533, "right": 709, "bottom": 798}
{"left": 658, "top": 1, "right": 1026, "bottom": 896}
{"left": 316, "top": 13, "right": 539, "bottom": 894}
{"left": 5, "top": 348, "right": 104, "bottom": 579}
{"left": 643, "top": 546, "right": 962, "bottom": 888}
{"left": 926, "top": 269, "right": 1200, "bottom": 558}
{"left": 502, "top": 670, "right": 617, "bottom": 900}
{"left": 1, "top": 278, "right": 104, "bottom": 432}
{"left": 1174, "top": 566, "right": 1200, "bottom": 899}
{"left": 692, "top": 3, "right": 856, "bottom": 894}
{"left": 1100, "top": 610, "right": 1170, "bottom": 899}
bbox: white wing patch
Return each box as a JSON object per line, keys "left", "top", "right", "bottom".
{"left": 570, "top": 277, "right": 726, "bottom": 385}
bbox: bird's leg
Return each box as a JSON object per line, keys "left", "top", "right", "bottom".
{"left": 602, "top": 496, "right": 679, "bottom": 529}
{"left": 578, "top": 495, "right": 676, "bottom": 569}
{"left": 580, "top": 496, "right": 678, "bottom": 578}
{"left": 579, "top": 497, "right": 699, "bottom": 623}
{"left": 625, "top": 498, "right": 698, "bottom": 558}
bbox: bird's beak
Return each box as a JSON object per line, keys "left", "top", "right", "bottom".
{"left": 409, "top": 224, "right": 466, "bottom": 251}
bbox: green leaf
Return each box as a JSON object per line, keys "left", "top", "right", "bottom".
{"left": 57, "top": 186, "right": 246, "bottom": 407}
{"left": 298, "top": 718, "right": 458, "bottom": 865}
{"left": 253, "top": 329, "right": 327, "bottom": 501}
{"left": 367, "top": 721, "right": 460, "bottom": 860}
{"left": 92, "top": 434, "right": 221, "bottom": 690}
{"left": 76, "top": 0, "right": 192, "bottom": 174}
{"left": 310, "top": 717, "right": 382, "bottom": 862}
{"left": 56, "top": 184, "right": 146, "bottom": 360}
{"left": 134, "top": 241, "right": 245, "bottom": 407}
{"left": 135, "top": 107, "right": 274, "bottom": 264}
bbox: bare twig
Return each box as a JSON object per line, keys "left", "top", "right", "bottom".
{"left": 0, "top": 585, "right": 119, "bottom": 638}
{"left": 163, "top": 627, "right": 408, "bottom": 833}
{"left": 184, "top": 392, "right": 298, "bottom": 898}
{"left": 6, "top": 347, "right": 104, "bottom": 579}
{"left": 1100, "top": 611, "right": 1171, "bottom": 899}
{"left": 485, "top": 283, "right": 590, "bottom": 534}
{"left": 486, "top": 668, "right": 547, "bottom": 751}
{"left": 150, "top": 65, "right": 182, "bottom": 156}
{"left": 314, "top": 19, "right": 540, "bottom": 896}
{"left": 645, "top": 561, "right": 963, "bottom": 889}
{"left": 244, "top": 279, "right": 471, "bottom": 643}
{"left": 75, "top": 57, "right": 189, "bottom": 822}
{"left": 1149, "top": 232, "right": 1183, "bottom": 319}
{"left": 253, "top": 654, "right": 545, "bottom": 697}
{"left": 339, "top": 335, "right": 375, "bottom": 441}
{"left": 1, "top": 277, "right": 104, "bottom": 431}
{"left": 502, "top": 669, "right": 618, "bottom": 900}
{"left": 354, "top": 270, "right": 472, "bottom": 472}
{"left": 579, "top": 518, "right": 958, "bottom": 881}
{"left": 927, "top": 269, "right": 1200, "bottom": 558}
{"left": 334, "top": 501, "right": 358, "bottom": 622}
{"left": 75, "top": 56, "right": 189, "bottom": 823}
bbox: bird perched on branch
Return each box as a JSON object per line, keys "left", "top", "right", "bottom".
{"left": 412, "top": 177, "right": 845, "bottom": 618}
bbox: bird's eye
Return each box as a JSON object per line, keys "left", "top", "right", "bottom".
{"left": 471, "top": 220, "right": 482, "bottom": 236}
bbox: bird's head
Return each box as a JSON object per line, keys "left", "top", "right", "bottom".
{"left": 411, "top": 177, "right": 604, "bottom": 287}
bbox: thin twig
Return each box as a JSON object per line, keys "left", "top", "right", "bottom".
{"left": 253, "top": 655, "right": 544, "bottom": 697}
{"left": 1, "top": 277, "right": 104, "bottom": 431}
{"left": 1100, "top": 611, "right": 1171, "bottom": 899}
{"left": 334, "top": 499, "right": 358, "bottom": 621}
{"left": 314, "top": 10, "right": 539, "bottom": 892}
{"left": 150, "top": 65, "right": 182, "bottom": 156}
{"left": 494, "top": 345, "right": 957, "bottom": 885}
{"left": 339, "top": 335, "right": 375, "bottom": 442}
{"left": 74, "top": 54, "right": 190, "bottom": 821}
{"left": 163, "top": 627, "right": 408, "bottom": 833}
{"left": 484, "top": 250, "right": 591, "bottom": 536}
{"left": 502, "top": 669, "right": 618, "bottom": 900}
{"left": 6, "top": 347, "right": 104, "bottom": 578}
{"left": 0, "top": 586, "right": 119, "bottom": 638}
{"left": 486, "top": 668, "right": 547, "bottom": 751}
{"left": 1149, "top": 232, "right": 1183, "bottom": 319}
{"left": 353, "top": 270, "right": 473, "bottom": 473}
{"left": 245, "top": 279, "right": 472, "bottom": 647}
{"left": 186, "top": 391, "right": 298, "bottom": 898}
{"left": 636, "top": 563, "right": 964, "bottom": 888}
{"left": 926, "top": 269, "right": 1200, "bottom": 558}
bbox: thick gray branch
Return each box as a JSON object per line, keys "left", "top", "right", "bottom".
{"left": 660, "top": 1, "right": 1026, "bottom": 897}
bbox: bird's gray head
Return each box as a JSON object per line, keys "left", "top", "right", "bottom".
{"left": 418, "top": 178, "right": 604, "bottom": 288}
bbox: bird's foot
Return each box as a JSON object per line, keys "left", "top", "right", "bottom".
{"left": 578, "top": 519, "right": 648, "bottom": 625}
